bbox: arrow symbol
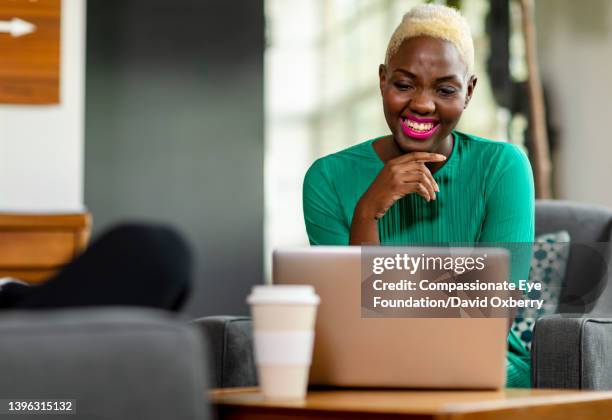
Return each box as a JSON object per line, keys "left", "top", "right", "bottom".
{"left": 0, "top": 18, "right": 36, "bottom": 37}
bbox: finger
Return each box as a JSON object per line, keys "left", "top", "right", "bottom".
{"left": 398, "top": 171, "right": 436, "bottom": 200}
{"left": 420, "top": 174, "right": 436, "bottom": 200}
{"left": 390, "top": 152, "right": 447, "bottom": 165}
{"left": 396, "top": 162, "right": 439, "bottom": 193}
{"left": 413, "top": 182, "right": 432, "bottom": 202}
{"left": 399, "top": 181, "right": 432, "bottom": 202}
{"left": 418, "top": 162, "right": 439, "bottom": 193}
{"left": 390, "top": 158, "right": 442, "bottom": 192}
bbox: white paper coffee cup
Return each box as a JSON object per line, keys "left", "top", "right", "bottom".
{"left": 247, "top": 285, "right": 320, "bottom": 400}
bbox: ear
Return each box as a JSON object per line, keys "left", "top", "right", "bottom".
{"left": 464, "top": 75, "right": 477, "bottom": 109}
{"left": 379, "top": 64, "right": 387, "bottom": 96}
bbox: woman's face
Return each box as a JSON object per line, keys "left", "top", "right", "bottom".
{"left": 379, "top": 36, "right": 477, "bottom": 153}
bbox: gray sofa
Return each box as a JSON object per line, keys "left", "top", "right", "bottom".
{"left": 194, "top": 200, "right": 612, "bottom": 390}
{"left": 532, "top": 200, "right": 612, "bottom": 389}
{"left": 0, "top": 308, "right": 210, "bottom": 420}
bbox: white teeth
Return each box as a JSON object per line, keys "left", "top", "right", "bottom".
{"left": 404, "top": 119, "right": 434, "bottom": 132}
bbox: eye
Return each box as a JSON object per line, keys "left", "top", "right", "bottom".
{"left": 394, "top": 82, "right": 414, "bottom": 91}
{"left": 437, "top": 86, "right": 458, "bottom": 96}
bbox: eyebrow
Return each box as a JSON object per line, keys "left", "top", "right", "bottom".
{"left": 393, "top": 69, "right": 462, "bottom": 83}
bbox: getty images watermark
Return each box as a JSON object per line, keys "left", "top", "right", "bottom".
{"left": 361, "top": 243, "right": 610, "bottom": 318}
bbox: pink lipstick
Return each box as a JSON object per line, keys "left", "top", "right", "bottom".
{"left": 400, "top": 115, "right": 440, "bottom": 140}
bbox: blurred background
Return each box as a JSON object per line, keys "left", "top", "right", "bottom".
{"left": 1, "top": 0, "right": 611, "bottom": 316}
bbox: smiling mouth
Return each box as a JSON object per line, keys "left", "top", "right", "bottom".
{"left": 400, "top": 117, "right": 440, "bottom": 140}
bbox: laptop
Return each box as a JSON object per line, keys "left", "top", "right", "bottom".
{"left": 273, "top": 246, "right": 510, "bottom": 389}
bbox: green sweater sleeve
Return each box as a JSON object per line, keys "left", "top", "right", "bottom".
{"left": 479, "top": 144, "right": 534, "bottom": 243}
{"left": 303, "top": 159, "right": 349, "bottom": 245}
{"left": 479, "top": 145, "right": 535, "bottom": 388}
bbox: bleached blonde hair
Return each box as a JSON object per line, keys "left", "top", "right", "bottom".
{"left": 385, "top": 4, "right": 474, "bottom": 74}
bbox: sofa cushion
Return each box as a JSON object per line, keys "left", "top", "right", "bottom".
{"left": 512, "top": 230, "right": 570, "bottom": 350}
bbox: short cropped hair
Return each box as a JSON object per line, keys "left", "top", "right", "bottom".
{"left": 385, "top": 4, "right": 474, "bottom": 74}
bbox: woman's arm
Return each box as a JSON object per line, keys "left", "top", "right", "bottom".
{"left": 349, "top": 203, "right": 381, "bottom": 245}
{"left": 349, "top": 152, "right": 445, "bottom": 245}
{"left": 478, "top": 145, "right": 535, "bottom": 284}
{"left": 303, "top": 159, "right": 350, "bottom": 245}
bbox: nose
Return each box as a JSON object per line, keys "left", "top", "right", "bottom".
{"left": 409, "top": 90, "right": 435, "bottom": 116}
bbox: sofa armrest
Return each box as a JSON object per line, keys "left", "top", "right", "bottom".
{"left": 191, "top": 316, "right": 257, "bottom": 388}
{"left": 0, "top": 308, "right": 209, "bottom": 420}
{"left": 532, "top": 316, "right": 612, "bottom": 389}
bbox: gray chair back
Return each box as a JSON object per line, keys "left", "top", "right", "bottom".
{"left": 536, "top": 200, "right": 612, "bottom": 314}
{"left": 0, "top": 309, "right": 210, "bottom": 420}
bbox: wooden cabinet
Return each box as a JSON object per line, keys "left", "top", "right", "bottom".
{"left": 0, "top": 213, "right": 91, "bottom": 283}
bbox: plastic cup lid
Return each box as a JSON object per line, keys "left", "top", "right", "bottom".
{"left": 246, "top": 285, "right": 320, "bottom": 305}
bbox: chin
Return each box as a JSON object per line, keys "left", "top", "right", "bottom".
{"left": 395, "top": 131, "right": 439, "bottom": 153}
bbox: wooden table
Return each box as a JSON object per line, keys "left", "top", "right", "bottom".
{"left": 211, "top": 387, "right": 612, "bottom": 419}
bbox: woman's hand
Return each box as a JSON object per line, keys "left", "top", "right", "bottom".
{"left": 349, "top": 152, "right": 446, "bottom": 245}
{"left": 358, "top": 152, "right": 446, "bottom": 219}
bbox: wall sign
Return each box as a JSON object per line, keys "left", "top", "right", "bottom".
{"left": 0, "top": 0, "right": 61, "bottom": 104}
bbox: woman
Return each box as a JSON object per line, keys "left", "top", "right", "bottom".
{"left": 303, "top": 4, "right": 533, "bottom": 387}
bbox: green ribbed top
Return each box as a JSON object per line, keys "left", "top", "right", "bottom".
{"left": 303, "top": 131, "right": 534, "bottom": 388}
